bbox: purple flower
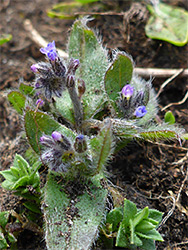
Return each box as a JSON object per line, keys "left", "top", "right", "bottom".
{"left": 40, "top": 41, "right": 57, "bottom": 61}
{"left": 36, "top": 98, "right": 44, "bottom": 107}
{"left": 121, "top": 84, "right": 134, "bottom": 99}
{"left": 134, "top": 106, "right": 147, "bottom": 118}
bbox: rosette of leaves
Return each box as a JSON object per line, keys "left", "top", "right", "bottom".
{"left": 105, "top": 199, "right": 163, "bottom": 250}
{"left": 0, "top": 154, "right": 41, "bottom": 213}
{"left": 0, "top": 211, "right": 17, "bottom": 250}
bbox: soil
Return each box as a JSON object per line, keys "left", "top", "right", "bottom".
{"left": 0, "top": 0, "right": 188, "bottom": 250}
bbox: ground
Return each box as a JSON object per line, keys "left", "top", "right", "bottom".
{"left": 0, "top": 0, "right": 188, "bottom": 249}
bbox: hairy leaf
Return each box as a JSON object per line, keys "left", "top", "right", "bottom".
{"left": 19, "top": 83, "right": 35, "bottom": 96}
{"left": 90, "top": 120, "right": 113, "bottom": 174}
{"left": 68, "top": 19, "right": 109, "bottom": 119}
{"left": 104, "top": 53, "right": 133, "bottom": 103}
{"left": 8, "top": 91, "right": 26, "bottom": 114}
{"left": 24, "top": 109, "right": 76, "bottom": 154}
{"left": 122, "top": 199, "right": 137, "bottom": 228}
{"left": 44, "top": 172, "right": 108, "bottom": 250}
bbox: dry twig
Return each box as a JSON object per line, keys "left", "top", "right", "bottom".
{"left": 156, "top": 69, "right": 184, "bottom": 98}
{"left": 161, "top": 91, "right": 188, "bottom": 111}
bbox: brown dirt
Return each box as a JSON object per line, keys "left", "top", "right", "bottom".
{"left": 0, "top": 0, "right": 188, "bottom": 249}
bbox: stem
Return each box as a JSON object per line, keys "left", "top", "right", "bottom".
{"left": 67, "top": 85, "right": 83, "bottom": 131}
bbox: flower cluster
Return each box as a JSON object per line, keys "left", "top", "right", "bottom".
{"left": 40, "top": 132, "right": 88, "bottom": 172}
{"left": 119, "top": 84, "right": 148, "bottom": 119}
{"left": 40, "top": 131, "right": 73, "bottom": 172}
{"left": 31, "top": 41, "right": 80, "bottom": 100}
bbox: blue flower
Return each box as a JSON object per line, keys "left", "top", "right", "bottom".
{"left": 134, "top": 106, "right": 147, "bottom": 118}
{"left": 40, "top": 41, "right": 57, "bottom": 61}
{"left": 121, "top": 84, "right": 134, "bottom": 99}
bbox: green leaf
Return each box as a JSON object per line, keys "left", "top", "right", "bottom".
{"left": 116, "top": 222, "right": 129, "bottom": 248}
{"left": 0, "top": 211, "right": 9, "bottom": 228}
{"left": 11, "top": 176, "right": 29, "bottom": 190}
{"left": 0, "top": 170, "right": 17, "bottom": 182}
{"left": 137, "top": 123, "right": 184, "bottom": 141}
{"left": 145, "top": 3, "right": 188, "bottom": 46}
{"left": 53, "top": 90, "right": 75, "bottom": 125}
{"left": 23, "top": 201, "right": 41, "bottom": 214}
{"left": 47, "top": 2, "right": 82, "bottom": 19}
{"left": 90, "top": 120, "right": 113, "bottom": 174}
{"left": 141, "top": 238, "right": 156, "bottom": 250}
{"left": 1, "top": 180, "right": 15, "bottom": 190}
{"left": 164, "top": 111, "right": 175, "bottom": 124}
{"left": 0, "top": 34, "right": 12, "bottom": 46}
{"left": 0, "top": 231, "right": 8, "bottom": 250}
{"left": 29, "top": 161, "right": 41, "bottom": 183}
{"left": 48, "top": 1, "right": 104, "bottom": 19}
{"left": 68, "top": 19, "right": 109, "bottom": 119}
{"left": 148, "top": 209, "right": 163, "bottom": 224}
{"left": 10, "top": 166, "right": 20, "bottom": 178}
{"left": 44, "top": 172, "right": 108, "bottom": 250}
{"left": 0, "top": 154, "right": 41, "bottom": 196}
{"left": 7, "top": 232, "right": 17, "bottom": 244}
{"left": 136, "top": 220, "right": 156, "bottom": 233}
{"left": 136, "top": 229, "right": 164, "bottom": 241}
{"left": 19, "top": 83, "right": 35, "bottom": 96}
{"left": 106, "top": 207, "right": 123, "bottom": 231}
{"left": 122, "top": 199, "right": 137, "bottom": 228}
{"left": 132, "top": 207, "right": 149, "bottom": 227}
{"left": 104, "top": 53, "right": 133, "bottom": 104}
{"left": 15, "top": 154, "right": 31, "bottom": 175}
{"left": 132, "top": 234, "right": 143, "bottom": 247}
{"left": 8, "top": 91, "right": 26, "bottom": 114}
{"left": 75, "top": 0, "right": 99, "bottom": 3}
{"left": 24, "top": 109, "right": 76, "bottom": 154}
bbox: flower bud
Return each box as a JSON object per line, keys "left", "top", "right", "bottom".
{"left": 36, "top": 98, "right": 44, "bottom": 107}
{"left": 31, "top": 64, "right": 38, "bottom": 73}
{"left": 74, "top": 135, "right": 87, "bottom": 153}
{"left": 121, "top": 84, "right": 134, "bottom": 100}
{"left": 73, "top": 59, "right": 80, "bottom": 71}
{"left": 66, "top": 75, "right": 75, "bottom": 88}
{"left": 78, "top": 79, "right": 86, "bottom": 98}
{"left": 51, "top": 131, "right": 62, "bottom": 141}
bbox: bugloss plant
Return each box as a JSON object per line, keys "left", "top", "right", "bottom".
{"left": 0, "top": 18, "right": 184, "bottom": 249}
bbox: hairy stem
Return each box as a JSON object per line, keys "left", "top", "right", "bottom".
{"left": 68, "top": 85, "right": 83, "bottom": 131}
